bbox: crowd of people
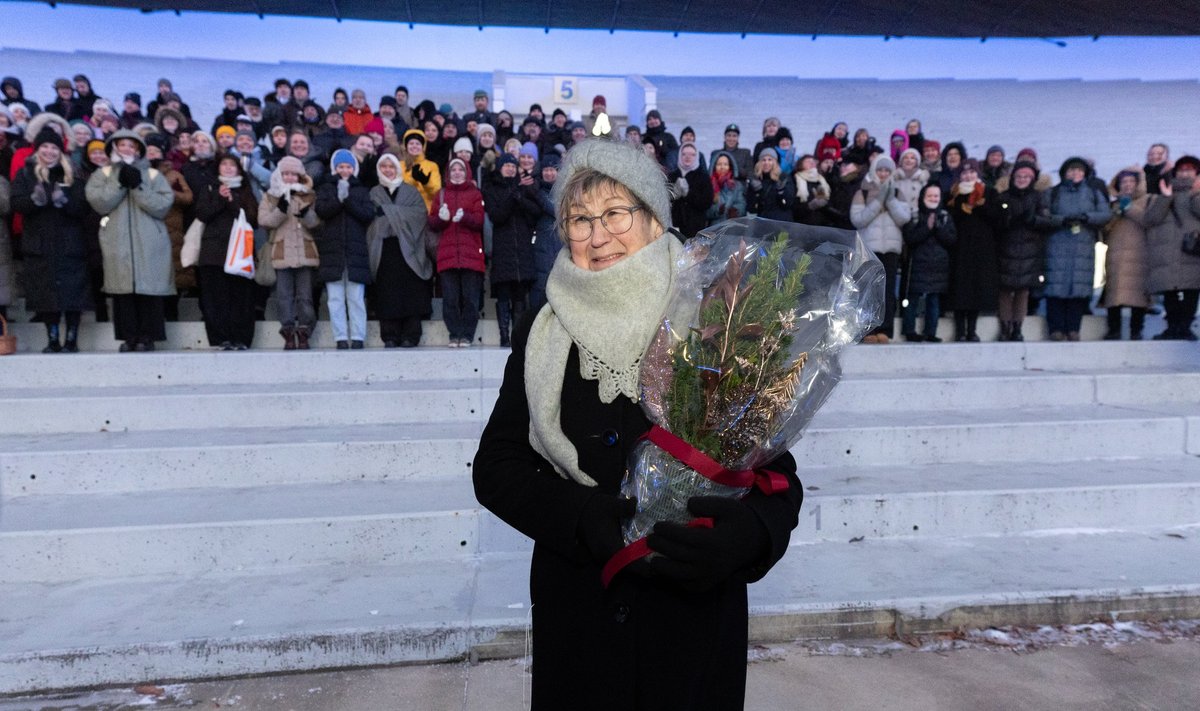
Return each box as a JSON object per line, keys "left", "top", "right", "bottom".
{"left": 0, "top": 73, "right": 1197, "bottom": 353}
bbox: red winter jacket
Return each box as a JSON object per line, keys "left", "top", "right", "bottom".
{"left": 428, "top": 179, "right": 486, "bottom": 273}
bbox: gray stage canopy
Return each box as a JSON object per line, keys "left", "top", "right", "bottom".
{"left": 16, "top": 0, "right": 1200, "bottom": 37}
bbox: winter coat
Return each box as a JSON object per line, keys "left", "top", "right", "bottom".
{"left": 1104, "top": 199, "right": 1151, "bottom": 308}
{"left": 1037, "top": 179, "right": 1110, "bottom": 299}
{"left": 401, "top": 131, "right": 442, "bottom": 210}
{"left": 258, "top": 171, "right": 320, "bottom": 270}
{"left": 314, "top": 175, "right": 374, "bottom": 284}
{"left": 473, "top": 312, "right": 802, "bottom": 711}
{"left": 824, "top": 170, "right": 862, "bottom": 231}
{"left": 531, "top": 181, "right": 562, "bottom": 294}
{"left": 709, "top": 146, "right": 753, "bottom": 183}
{"left": 903, "top": 206, "right": 957, "bottom": 295}
{"left": 996, "top": 184, "right": 1044, "bottom": 290}
{"left": 947, "top": 183, "right": 1002, "bottom": 310}
{"left": 482, "top": 172, "right": 540, "bottom": 286}
{"left": 155, "top": 163, "right": 195, "bottom": 291}
{"left": 892, "top": 153, "right": 929, "bottom": 216}
{"left": 85, "top": 157, "right": 176, "bottom": 296}
{"left": 747, "top": 173, "right": 796, "bottom": 223}
{"left": 312, "top": 127, "right": 352, "bottom": 160}
{"left": 0, "top": 176, "right": 12, "bottom": 306}
{"left": 12, "top": 162, "right": 92, "bottom": 312}
{"left": 193, "top": 179, "right": 259, "bottom": 268}
{"left": 707, "top": 154, "right": 747, "bottom": 226}
{"left": 428, "top": 179, "right": 486, "bottom": 273}
{"left": 642, "top": 123, "right": 679, "bottom": 171}
{"left": 367, "top": 181, "right": 431, "bottom": 279}
{"left": 981, "top": 160, "right": 1013, "bottom": 189}
{"left": 1, "top": 77, "right": 40, "bottom": 117}
{"left": 342, "top": 105, "right": 375, "bottom": 136}
{"left": 667, "top": 164, "right": 715, "bottom": 239}
{"left": 851, "top": 156, "right": 911, "bottom": 256}
{"left": 792, "top": 168, "right": 831, "bottom": 226}
{"left": 1138, "top": 183, "right": 1200, "bottom": 293}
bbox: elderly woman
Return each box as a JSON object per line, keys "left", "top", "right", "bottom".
{"left": 473, "top": 141, "right": 802, "bottom": 710}
{"left": 368, "top": 154, "right": 432, "bottom": 348}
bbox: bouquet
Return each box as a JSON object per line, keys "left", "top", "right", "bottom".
{"left": 602, "top": 217, "right": 883, "bottom": 584}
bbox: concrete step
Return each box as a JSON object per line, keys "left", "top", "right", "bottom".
{"left": 5, "top": 455, "right": 1198, "bottom": 584}
{"left": 3, "top": 402, "right": 1194, "bottom": 500}
{"left": 4, "top": 525, "right": 1198, "bottom": 695}
{"left": 0, "top": 349, "right": 509, "bottom": 389}
{"left": 5, "top": 319, "right": 503, "bottom": 352}
{"left": 0, "top": 378, "right": 501, "bottom": 434}
{"left": 0, "top": 422, "right": 484, "bottom": 498}
{"left": 2, "top": 366, "right": 1195, "bottom": 435}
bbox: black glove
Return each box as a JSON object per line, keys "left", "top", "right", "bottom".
{"left": 118, "top": 163, "right": 142, "bottom": 189}
{"left": 577, "top": 494, "right": 636, "bottom": 564}
{"left": 296, "top": 205, "right": 310, "bottom": 219}
{"left": 411, "top": 163, "right": 429, "bottom": 185}
{"left": 277, "top": 195, "right": 289, "bottom": 214}
{"left": 646, "top": 496, "right": 770, "bottom": 593}
{"left": 47, "top": 164, "right": 65, "bottom": 184}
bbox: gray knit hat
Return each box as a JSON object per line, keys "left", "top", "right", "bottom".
{"left": 552, "top": 139, "right": 671, "bottom": 231}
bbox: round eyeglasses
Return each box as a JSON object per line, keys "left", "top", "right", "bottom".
{"left": 563, "top": 205, "right": 643, "bottom": 242}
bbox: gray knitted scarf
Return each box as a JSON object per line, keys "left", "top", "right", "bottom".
{"left": 525, "top": 233, "right": 684, "bottom": 486}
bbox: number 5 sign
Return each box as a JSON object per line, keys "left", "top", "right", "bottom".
{"left": 554, "top": 76, "right": 579, "bottom": 104}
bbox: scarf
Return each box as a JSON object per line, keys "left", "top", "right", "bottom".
{"left": 218, "top": 175, "right": 243, "bottom": 189}
{"left": 367, "top": 182, "right": 431, "bottom": 280}
{"left": 525, "top": 234, "right": 684, "bottom": 486}
{"left": 953, "top": 181, "right": 986, "bottom": 213}
{"left": 795, "top": 168, "right": 830, "bottom": 202}
{"left": 710, "top": 169, "right": 735, "bottom": 201}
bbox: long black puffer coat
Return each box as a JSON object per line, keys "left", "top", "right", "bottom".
{"left": 482, "top": 172, "right": 540, "bottom": 287}
{"left": 314, "top": 175, "right": 375, "bottom": 284}
{"left": 903, "top": 205, "right": 957, "bottom": 296}
{"left": 473, "top": 313, "right": 802, "bottom": 711}
{"left": 997, "top": 184, "right": 1044, "bottom": 290}
{"left": 11, "top": 164, "right": 92, "bottom": 313}
{"left": 194, "top": 180, "right": 260, "bottom": 268}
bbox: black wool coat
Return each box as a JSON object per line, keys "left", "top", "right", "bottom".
{"left": 194, "top": 181, "right": 260, "bottom": 268}
{"left": 482, "top": 173, "right": 540, "bottom": 287}
{"left": 314, "top": 176, "right": 374, "bottom": 284}
{"left": 903, "top": 208, "right": 957, "bottom": 295}
{"left": 747, "top": 174, "right": 797, "bottom": 223}
{"left": 11, "top": 167, "right": 91, "bottom": 313}
{"left": 996, "top": 187, "right": 1044, "bottom": 290}
{"left": 474, "top": 312, "right": 803, "bottom": 711}
{"left": 947, "top": 188, "right": 1003, "bottom": 310}
{"left": 666, "top": 165, "right": 715, "bottom": 239}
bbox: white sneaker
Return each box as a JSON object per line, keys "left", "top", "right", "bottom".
{"left": 460, "top": 338, "right": 472, "bottom": 348}
{"left": 446, "top": 340, "right": 459, "bottom": 348}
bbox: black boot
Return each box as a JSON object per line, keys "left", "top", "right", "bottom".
{"left": 1130, "top": 308, "right": 1146, "bottom": 341}
{"left": 998, "top": 320, "right": 1011, "bottom": 342}
{"left": 1010, "top": 321, "right": 1024, "bottom": 342}
{"left": 497, "top": 299, "right": 512, "bottom": 348}
{"left": 966, "top": 313, "right": 980, "bottom": 342}
{"left": 1104, "top": 308, "right": 1122, "bottom": 340}
{"left": 63, "top": 325, "right": 79, "bottom": 353}
{"left": 954, "top": 312, "right": 967, "bottom": 342}
{"left": 42, "top": 323, "right": 62, "bottom": 353}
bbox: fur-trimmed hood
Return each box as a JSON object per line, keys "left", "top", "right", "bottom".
{"left": 23, "top": 111, "right": 75, "bottom": 150}
{"left": 153, "top": 106, "right": 188, "bottom": 134}
{"left": 1108, "top": 165, "right": 1147, "bottom": 200}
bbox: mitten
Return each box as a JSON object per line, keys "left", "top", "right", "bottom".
{"left": 119, "top": 164, "right": 142, "bottom": 189}
{"left": 297, "top": 205, "right": 310, "bottom": 219}
{"left": 411, "top": 164, "right": 429, "bottom": 185}
{"left": 337, "top": 179, "right": 350, "bottom": 202}
{"left": 47, "top": 164, "right": 65, "bottom": 184}
{"left": 646, "top": 495, "right": 770, "bottom": 593}
{"left": 31, "top": 183, "right": 48, "bottom": 207}
{"left": 452, "top": 207, "right": 464, "bottom": 223}
{"left": 51, "top": 185, "right": 68, "bottom": 208}
{"left": 675, "top": 176, "right": 689, "bottom": 197}
{"left": 748, "top": 178, "right": 763, "bottom": 192}
{"left": 277, "top": 195, "right": 290, "bottom": 214}
{"left": 438, "top": 202, "right": 451, "bottom": 221}
{"left": 577, "top": 494, "right": 636, "bottom": 564}
{"left": 554, "top": 143, "right": 566, "bottom": 155}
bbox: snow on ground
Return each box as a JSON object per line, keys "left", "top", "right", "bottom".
{"left": 762, "top": 619, "right": 1200, "bottom": 661}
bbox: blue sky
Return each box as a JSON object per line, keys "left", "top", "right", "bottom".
{"left": 3, "top": 1, "right": 1199, "bottom": 79}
